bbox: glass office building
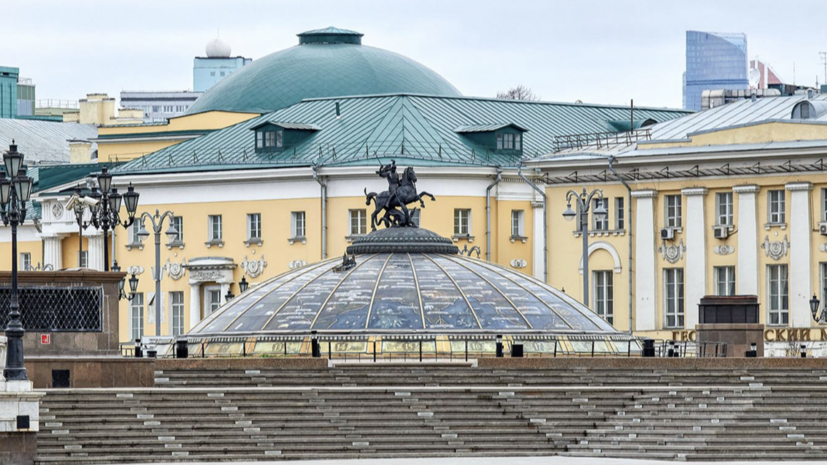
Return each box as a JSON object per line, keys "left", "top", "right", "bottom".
{"left": 683, "top": 31, "right": 748, "bottom": 111}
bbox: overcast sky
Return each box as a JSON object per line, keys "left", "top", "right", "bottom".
{"left": 4, "top": 0, "right": 826, "bottom": 109}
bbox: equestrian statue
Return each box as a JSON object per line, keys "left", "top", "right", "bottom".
{"left": 364, "top": 160, "right": 435, "bottom": 231}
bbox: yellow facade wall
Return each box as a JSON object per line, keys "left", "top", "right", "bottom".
{"left": 645, "top": 122, "right": 827, "bottom": 149}
{"left": 0, "top": 240, "right": 41, "bottom": 271}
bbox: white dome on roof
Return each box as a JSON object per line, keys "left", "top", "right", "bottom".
{"left": 206, "top": 37, "right": 231, "bottom": 58}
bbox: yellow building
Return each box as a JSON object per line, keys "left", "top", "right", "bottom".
{"left": 532, "top": 93, "right": 827, "bottom": 354}
{"left": 18, "top": 27, "right": 687, "bottom": 349}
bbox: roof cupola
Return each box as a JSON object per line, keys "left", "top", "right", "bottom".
{"left": 297, "top": 26, "right": 364, "bottom": 45}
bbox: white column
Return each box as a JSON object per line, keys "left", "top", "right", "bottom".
{"left": 787, "top": 182, "right": 813, "bottom": 327}
{"left": 189, "top": 283, "right": 201, "bottom": 331}
{"left": 220, "top": 283, "right": 231, "bottom": 304}
{"left": 87, "top": 233, "right": 105, "bottom": 271}
{"left": 682, "top": 188, "right": 708, "bottom": 330}
{"left": 42, "top": 236, "right": 62, "bottom": 270}
{"left": 532, "top": 201, "right": 544, "bottom": 281}
{"left": 734, "top": 185, "right": 760, "bottom": 295}
{"left": 632, "top": 190, "right": 658, "bottom": 331}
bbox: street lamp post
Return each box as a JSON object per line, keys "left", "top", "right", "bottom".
{"left": 0, "top": 142, "right": 34, "bottom": 381}
{"left": 87, "top": 167, "right": 140, "bottom": 271}
{"left": 562, "top": 186, "right": 607, "bottom": 307}
{"left": 136, "top": 209, "right": 178, "bottom": 337}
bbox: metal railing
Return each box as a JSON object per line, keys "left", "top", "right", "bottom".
{"left": 553, "top": 128, "right": 651, "bottom": 152}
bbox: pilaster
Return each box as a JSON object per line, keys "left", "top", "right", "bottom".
{"left": 787, "top": 182, "right": 813, "bottom": 327}
{"left": 87, "top": 233, "right": 105, "bottom": 271}
{"left": 682, "top": 187, "right": 708, "bottom": 330}
{"left": 734, "top": 185, "right": 760, "bottom": 295}
{"left": 189, "top": 284, "right": 201, "bottom": 331}
{"left": 632, "top": 189, "right": 657, "bottom": 331}
{"left": 42, "top": 236, "right": 62, "bottom": 271}
{"left": 532, "top": 202, "right": 544, "bottom": 281}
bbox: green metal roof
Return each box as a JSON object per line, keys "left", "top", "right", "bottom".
{"left": 185, "top": 28, "right": 461, "bottom": 115}
{"left": 114, "top": 94, "right": 689, "bottom": 175}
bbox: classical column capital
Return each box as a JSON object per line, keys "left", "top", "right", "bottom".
{"left": 733, "top": 184, "right": 761, "bottom": 194}
{"left": 786, "top": 182, "right": 813, "bottom": 192}
{"left": 631, "top": 189, "right": 658, "bottom": 199}
{"left": 681, "top": 187, "right": 708, "bottom": 197}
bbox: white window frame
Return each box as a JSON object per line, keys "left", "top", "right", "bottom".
{"left": 454, "top": 209, "right": 471, "bottom": 236}
{"left": 247, "top": 213, "right": 262, "bottom": 240}
{"left": 256, "top": 131, "right": 263, "bottom": 149}
{"left": 767, "top": 264, "right": 789, "bottom": 326}
{"left": 170, "top": 291, "right": 184, "bottom": 336}
{"left": 349, "top": 209, "right": 367, "bottom": 236}
{"left": 203, "top": 285, "right": 222, "bottom": 319}
{"left": 615, "top": 197, "right": 625, "bottom": 230}
{"left": 820, "top": 262, "right": 827, "bottom": 325}
{"left": 821, "top": 188, "right": 827, "bottom": 222}
{"left": 129, "top": 220, "right": 144, "bottom": 244}
{"left": 768, "top": 190, "right": 786, "bottom": 224}
{"left": 208, "top": 215, "right": 222, "bottom": 241}
{"left": 593, "top": 270, "right": 613, "bottom": 325}
{"left": 291, "top": 211, "right": 306, "bottom": 238}
{"left": 515, "top": 133, "right": 521, "bottom": 150}
{"left": 131, "top": 293, "right": 144, "bottom": 342}
{"left": 665, "top": 195, "right": 682, "bottom": 228}
{"left": 511, "top": 210, "right": 524, "bottom": 237}
{"left": 19, "top": 252, "right": 31, "bottom": 271}
{"left": 592, "top": 198, "right": 609, "bottom": 231}
{"left": 716, "top": 192, "right": 733, "bottom": 226}
{"left": 714, "top": 266, "right": 735, "bottom": 296}
{"left": 79, "top": 251, "right": 88, "bottom": 268}
{"left": 169, "top": 216, "right": 183, "bottom": 244}
{"left": 664, "top": 268, "right": 685, "bottom": 329}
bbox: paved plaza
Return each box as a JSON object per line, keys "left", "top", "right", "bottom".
{"left": 119, "top": 457, "right": 827, "bottom": 465}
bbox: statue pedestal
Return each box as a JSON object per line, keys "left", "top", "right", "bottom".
{"left": 0, "top": 337, "right": 42, "bottom": 465}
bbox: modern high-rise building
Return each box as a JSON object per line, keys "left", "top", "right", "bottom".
{"left": 193, "top": 37, "right": 251, "bottom": 92}
{"left": 683, "top": 31, "right": 748, "bottom": 111}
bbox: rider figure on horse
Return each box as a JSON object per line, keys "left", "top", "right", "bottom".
{"left": 377, "top": 160, "right": 400, "bottom": 204}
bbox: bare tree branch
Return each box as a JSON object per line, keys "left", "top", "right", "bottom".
{"left": 495, "top": 85, "right": 540, "bottom": 101}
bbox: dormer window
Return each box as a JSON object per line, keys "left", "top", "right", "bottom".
{"left": 251, "top": 121, "right": 320, "bottom": 153}
{"left": 455, "top": 123, "right": 527, "bottom": 155}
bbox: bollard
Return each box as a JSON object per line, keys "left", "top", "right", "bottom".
{"left": 642, "top": 339, "right": 655, "bottom": 358}
{"left": 175, "top": 339, "right": 188, "bottom": 359}
{"left": 495, "top": 335, "right": 503, "bottom": 358}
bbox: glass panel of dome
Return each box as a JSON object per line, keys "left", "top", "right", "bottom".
{"left": 367, "top": 254, "right": 424, "bottom": 330}
{"left": 473, "top": 260, "right": 613, "bottom": 332}
{"left": 430, "top": 255, "right": 531, "bottom": 330}
{"left": 264, "top": 264, "right": 355, "bottom": 331}
{"left": 223, "top": 261, "right": 334, "bottom": 332}
{"left": 410, "top": 254, "right": 479, "bottom": 330}
{"left": 454, "top": 257, "right": 569, "bottom": 330}
{"left": 313, "top": 255, "right": 386, "bottom": 330}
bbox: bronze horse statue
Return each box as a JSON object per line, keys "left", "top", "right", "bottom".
{"left": 365, "top": 166, "right": 434, "bottom": 231}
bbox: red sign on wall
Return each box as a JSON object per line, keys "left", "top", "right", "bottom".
{"left": 41, "top": 334, "right": 51, "bottom": 345}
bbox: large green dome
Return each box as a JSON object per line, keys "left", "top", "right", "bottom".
{"left": 185, "top": 27, "right": 462, "bottom": 115}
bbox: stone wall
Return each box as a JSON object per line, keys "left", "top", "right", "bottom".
{"left": 0, "top": 432, "right": 37, "bottom": 465}
{"left": 24, "top": 358, "right": 155, "bottom": 389}
{"left": 0, "top": 271, "right": 124, "bottom": 356}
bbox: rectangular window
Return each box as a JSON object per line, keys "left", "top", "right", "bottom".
{"left": 208, "top": 215, "right": 222, "bottom": 241}
{"left": 767, "top": 264, "right": 789, "bottom": 326}
{"left": 515, "top": 133, "right": 521, "bottom": 150}
{"left": 170, "top": 216, "right": 183, "bottom": 243}
{"left": 822, "top": 188, "right": 827, "bottom": 222}
{"left": 276, "top": 130, "right": 283, "bottom": 148}
{"left": 820, "top": 262, "right": 827, "bottom": 324}
{"left": 593, "top": 198, "right": 609, "bottom": 231}
{"left": 503, "top": 133, "right": 514, "bottom": 149}
{"left": 19, "top": 253, "right": 31, "bottom": 271}
{"left": 768, "top": 190, "right": 785, "bottom": 224}
{"left": 129, "top": 220, "right": 144, "bottom": 244}
{"left": 256, "top": 132, "right": 263, "bottom": 149}
{"left": 264, "top": 131, "right": 275, "bottom": 147}
{"left": 665, "top": 195, "right": 682, "bottom": 228}
{"left": 664, "top": 268, "right": 685, "bottom": 328}
{"left": 208, "top": 289, "right": 221, "bottom": 316}
{"left": 716, "top": 192, "right": 733, "bottom": 226}
{"left": 714, "top": 266, "right": 736, "bottom": 296}
{"left": 80, "top": 251, "right": 88, "bottom": 268}
{"left": 170, "top": 292, "right": 184, "bottom": 336}
{"left": 496, "top": 133, "right": 503, "bottom": 150}
{"left": 247, "top": 213, "right": 261, "bottom": 240}
{"left": 349, "top": 209, "right": 367, "bottom": 236}
{"left": 292, "top": 211, "right": 306, "bottom": 238}
{"left": 593, "top": 270, "right": 614, "bottom": 325}
{"left": 454, "top": 209, "right": 471, "bottom": 236}
{"left": 511, "top": 210, "right": 524, "bottom": 237}
{"left": 615, "top": 197, "right": 625, "bottom": 230}
{"left": 131, "top": 293, "right": 144, "bottom": 341}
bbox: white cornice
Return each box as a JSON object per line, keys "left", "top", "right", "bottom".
{"left": 631, "top": 189, "right": 658, "bottom": 199}
{"left": 733, "top": 184, "right": 761, "bottom": 194}
{"left": 681, "top": 187, "right": 709, "bottom": 197}
{"left": 786, "top": 182, "right": 813, "bottom": 192}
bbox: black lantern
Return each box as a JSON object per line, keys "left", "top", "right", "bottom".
{"left": 97, "top": 166, "right": 112, "bottom": 194}
{"left": 811, "top": 294, "right": 820, "bottom": 321}
{"left": 108, "top": 187, "right": 122, "bottom": 213}
{"left": 225, "top": 289, "right": 235, "bottom": 302}
{"left": 239, "top": 276, "right": 249, "bottom": 293}
{"left": 0, "top": 172, "right": 10, "bottom": 205}
{"left": 129, "top": 273, "right": 139, "bottom": 295}
{"left": 3, "top": 144, "right": 22, "bottom": 178}
{"left": 122, "top": 183, "right": 140, "bottom": 219}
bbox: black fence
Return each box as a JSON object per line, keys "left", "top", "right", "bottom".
{"left": 0, "top": 286, "right": 102, "bottom": 332}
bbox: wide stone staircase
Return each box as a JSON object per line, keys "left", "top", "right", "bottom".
{"left": 35, "top": 362, "right": 827, "bottom": 463}
{"left": 153, "top": 362, "right": 827, "bottom": 388}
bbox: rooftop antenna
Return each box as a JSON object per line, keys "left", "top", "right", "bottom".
{"left": 821, "top": 52, "right": 827, "bottom": 86}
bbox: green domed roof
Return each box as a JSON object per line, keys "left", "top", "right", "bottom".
{"left": 185, "top": 27, "right": 462, "bottom": 115}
